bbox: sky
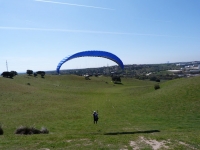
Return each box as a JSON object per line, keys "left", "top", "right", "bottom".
{"left": 0, "top": 0, "right": 200, "bottom": 73}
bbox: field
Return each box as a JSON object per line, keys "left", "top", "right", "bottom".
{"left": 0, "top": 75, "right": 200, "bottom": 150}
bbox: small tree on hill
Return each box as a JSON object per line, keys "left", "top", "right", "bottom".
{"left": 154, "top": 84, "right": 160, "bottom": 90}
{"left": 36, "top": 71, "right": 45, "bottom": 78}
{"left": 34, "top": 73, "right": 37, "bottom": 77}
{"left": 85, "top": 76, "right": 90, "bottom": 80}
{"left": 41, "top": 73, "right": 45, "bottom": 78}
{"left": 111, "top": 76, "right": 121, "bottom": 83}
{"left": 150, "top": 76, "right": 157, "bottom": 81}
{"left": 11, "top": 71, "right": 18, "bottom": 76}
{"left": 156, "top": 79, "right": 160, "bottom": 82}
{"left": 26, "top": 70, "right": 33, "bottom": 76}
{"left": 1, "top": 72, "right": 14, "bottom": 78}
{"left": 15, "top": 126, "right": 49, "bottom": 135}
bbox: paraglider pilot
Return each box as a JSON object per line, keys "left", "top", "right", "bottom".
{"left": 93, "top": 111, "right": 99, "bottom": 124}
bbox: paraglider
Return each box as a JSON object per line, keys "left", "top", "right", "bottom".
{"left": 56, "top": 50, "right": 124, "bottom": 74}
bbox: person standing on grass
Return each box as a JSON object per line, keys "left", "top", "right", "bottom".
{"left": 93, "top": 111, "right": 99, "bottom": 124}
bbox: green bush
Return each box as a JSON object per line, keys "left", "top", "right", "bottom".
{"left": 15, "top": 126, "right": 49, "bottom": 135}
{"left": 40, "top": 127, "right": 49, "bottom": 134}
{"left": 15, "top": 126, "right": 40, "bottom": 135}
{"left": 154, "top": 84, "right": 160, "bottom": 90}
{"left": 156, "top": 79, "right": 160, "bottom": 82}
{"left": 0, "top": 125, "right": 3, "bottom": 135}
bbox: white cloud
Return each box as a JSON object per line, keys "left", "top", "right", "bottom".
{"left": 0, "top": 26, "right": 196, "bottom": 38}
{"left": 35, "top": 0, "right": 115, "bottom": 10}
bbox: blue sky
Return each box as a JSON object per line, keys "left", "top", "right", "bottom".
{"left": 0, "top": 0, "right": 200, "bottom": 72}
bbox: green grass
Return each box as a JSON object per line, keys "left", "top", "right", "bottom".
{"left": 0, "top": 75, "right": 200, "bottom": 149}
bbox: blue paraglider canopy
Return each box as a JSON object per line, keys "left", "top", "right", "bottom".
{"left": 56, "top": 50, "right": 124, "bottom": 74}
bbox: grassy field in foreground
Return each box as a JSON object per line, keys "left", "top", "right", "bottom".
{"left": 0, "top": 75, "right": 200, "bottom": 149}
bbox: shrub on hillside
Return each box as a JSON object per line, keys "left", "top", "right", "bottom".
{"left": 156, "top": 79, "right": 160, "bottom": 82}
{"left": 40, "top": 127, "right": 49, "bottom": 134}
{"left": 111, "top": 76, "right": 121, "bottom": 83}
{"left": 154, "top": 84, "right": 160, "bottom": 90}
{"left": 15, "top": 126, "right": 40, "bottom": 135}
{"left": 138, "top": 76, "right": 145, "bottom": 80}
{"left": 85, "top": 76, "right": 90, "bottom": 80}
{"left": 1, "top": 71, "right": 14, "bottom": 78}
{"left": 150, "top": 76, "right": 161, "bottom": 82}
{"left": 36, "top": 71, "right": 45, "bottom": 78}
{"left": 34, "top": 73, "right": 37, "bottom": 77}
{"left": 0, "top": 125, "right": 3, "bottom": 135}
{"left": 41, "top": 73, "right": 45, "bottom": 78}
{"left": 15, "top": 126, "right": 49, "bottom": 135}
{"left": 26, "top": 70, "right": 33, "bottom": 76}
{"left": 11, "top": 71, "right": 18, "bottom": 76}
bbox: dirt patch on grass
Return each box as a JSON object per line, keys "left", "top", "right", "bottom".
{"left": 179, "top": 141, "right": 198, "bottom": 150}
{"left": 129, "top": 141, "right": 140, "bottom": 150}
{"left": 129, "top": 136, "right": 170, "bottom": 150}
{"left": 65, "top": 138, "right": 92, "bottom": 146}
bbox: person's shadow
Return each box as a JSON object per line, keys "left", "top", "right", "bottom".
{"left": 104, "top": 130, "right": 160, "bottom": 135}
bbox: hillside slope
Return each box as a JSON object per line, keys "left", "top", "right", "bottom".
{"left": 0, "top": 75, "right": 200, "bottom": 149}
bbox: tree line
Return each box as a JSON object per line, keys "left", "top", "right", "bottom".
{"left": 1, "top": 70, "right": 45, "bottom": 78}
{"left": 26, "top": 70, "right": 45, "bottom": 78}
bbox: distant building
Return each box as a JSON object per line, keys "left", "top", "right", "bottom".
{"left": 185, "top": 64, "right": 200, "bottom": 70}
{"left": 193, "top": 64, "right": 200, "bottom": 70}
{"left": 176, "top": 63, "right": 185, "bottom": 66}
{"left": 168, "top": 70, "right": 182, "bottom": 74}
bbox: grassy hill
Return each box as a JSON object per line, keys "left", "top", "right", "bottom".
{"left": 0, "top": 75, "right": 200, "bottom": 149}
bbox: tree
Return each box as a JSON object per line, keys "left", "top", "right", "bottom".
{"left": 150, "top": 76, "right": 157, "bottom": 81}
{"left": 156, "top": 79, "right": 160, "bottom": 82}
{"left": 41, "top": 73, "right": 45, "bottom": 78}
{"left": 11, "top": 71, "right": 18, "bottom": 76}
{"left": 1, "top": 72, "right": 14, "bottom": 78}
{"left": 112, "top": 76, "right": 121, "bottom": 83}
{"left": 154, "top": 84, "right": 160, "bottom": 90}
{"left": 26, "top": 70, "right": 33, "bottom": 76}
{"left": 34, "top": 73, "right": 37, "bottom": 77}
{"left": 36, "top": 71, "right": 45, "bottom": 78}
